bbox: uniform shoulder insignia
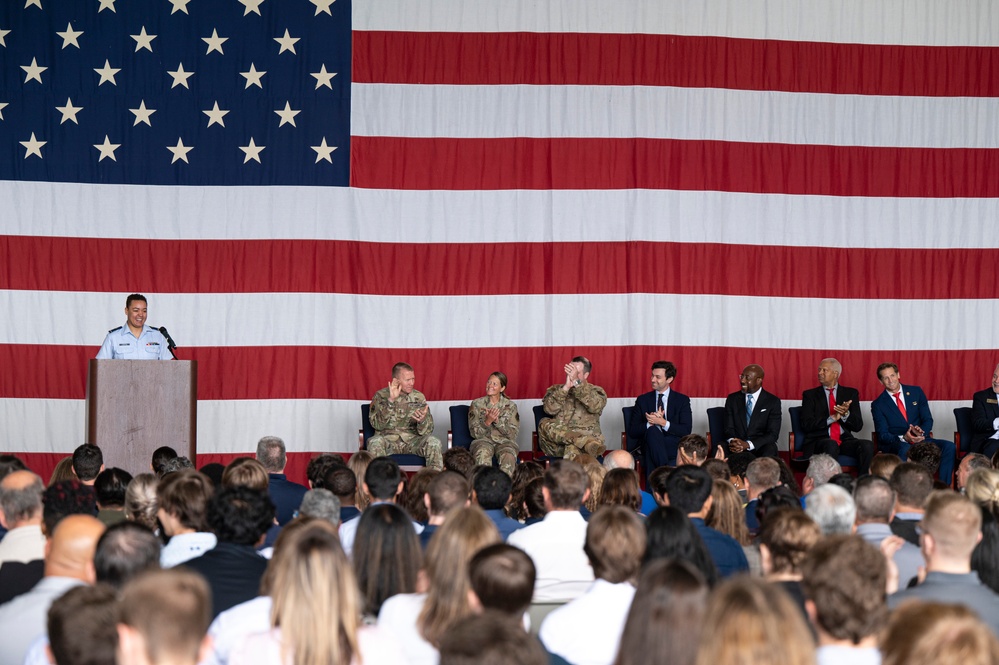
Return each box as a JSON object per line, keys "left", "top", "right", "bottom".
{"left": 108, "top": 326, "right": 123, "bottom": 333}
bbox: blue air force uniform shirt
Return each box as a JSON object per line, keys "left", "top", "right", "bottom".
{"left": 96, "top": 324, "right": 173, "bottom": 360}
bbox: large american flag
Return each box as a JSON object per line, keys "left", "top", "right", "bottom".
{"left": 2, "top": 0, "right": 997, "bottom": 478}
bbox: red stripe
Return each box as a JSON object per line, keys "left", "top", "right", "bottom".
{"left": 354, "top": 31, "right": 999, "bottom": 97}
{"left": 1, "top": 344, "right": 991, "bottom": 402}
{"left": 3, "top": 236, "right": 996, "bottom": 299}
{"left": 350, "top": 137, "right": 999, "bottom": 197}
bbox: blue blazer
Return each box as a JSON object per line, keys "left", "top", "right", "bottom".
{"left": 627, "top": 389, "right": 693, "bottom": 450}
{"left": 870, "top": 385, "right": 934, "bottom": 449}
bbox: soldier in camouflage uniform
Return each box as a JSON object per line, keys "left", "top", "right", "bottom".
{"left": 368, "top": 362, "right": 444, "bottom": 470}
{"left": 469, "top": 371, "right": 521, "bottom": 477}
{"left": 538, "top": 356, "right": 607, "bottom": 461}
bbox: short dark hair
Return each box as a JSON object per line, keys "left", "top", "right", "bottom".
{"left": 664, "top": 465, "right": 713, "bottom": 514}
{"left": 72, "top": 444, "right": 104, "bottom": 482}
{"left": 307, "top": 453, "right": 346, "bottom": 489}
{"left": 151, "top": 446, "right": 178, "bottom": 477}
{"left": 160, "top": 457, "right": 194, "bottom": 476}
{"left": 651, "top": 361, "right": 677, "bottom": 380}
{"left": 42, "top": 480, "right": 97, "bottom": 535}
{"left": 255, "top": 436, "right": 287, "bottom": 472}
{"left": 644, "top": 506, "right": 718, "bottom": 587}
{"left": 443, "top": 447, "right": 476, "bottom": 480}
{"left": 890, "top": 462, "right": 934, "bottom": 508}
{"left": 47, "top": 584, "right": 118, "bottom": 665}
{"left": 157, "top": 469, "right": 213, "bottom": 532}
{"left": 326, "top": 467, "right": 357, "bottom": 500}
{"left": 118, "top": 569, "right": 212, "bottom": 665}
{"left": 543, "top": 460, "right": 588, "bottom": 510}
{"left": 648, "top": 465, "right": 672, "bottom": 500}
{"left": 703, "top": 459, "right": 731, "bottom": 482}
{"left": 468, "top": 544, "right": 536, "bottom": 615}
{"left": 364, "top": 457, "right": 403, "bottom": 501}
{"left": 908, "top": 442, "right": 942, "bottom": 475}
{"left": 572, "top": 355, "right": 592, "bottom": 374}
{"left": 877, "top": 362, "right": 899, "bottom": 380}
{"left": 207, "top": 486, "right": 275, "bottom": 545}
{"left": 95, "top": 521, "right": 161, "bottom": 589}
{"left": 0, "top": 454, "right": 28, "bottom": 480}
{"left": 427, "top": 471, "right": 469, "bottom": 516}
{"left": 94, "top": 467, "right": 132, "bottom": 508}
{"left": 523, "top": 478, "right": 546, "bottom": 519}
{"left": 125, "top": 293, "right": 147, "bottom": 308}
{"left": 392, "top": 362, "right": 414, "bottom": 377}
{"left": 474, "top": 467, "right": 513, "bottom": 510}
{"left": 439, "top": 610, "right": 548, "bottom": 665}
{"left": 679, "top": 434, "right": 709, "bottom": 461}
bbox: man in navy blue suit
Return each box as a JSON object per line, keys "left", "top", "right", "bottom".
{"left": 627, "top": 360, "right": 693, "bottom": 474}
{"left": 971, "top": 363, "right": 999, "bottom": 460}
{"left": 870, "top": 363, "right": 956, "bottom": 485}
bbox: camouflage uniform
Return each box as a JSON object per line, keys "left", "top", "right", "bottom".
{"left": 367, "top": 387, "right": 444, "bottom": 470}
{"left": 468, "top": 394, "right": 521, "bottom": 477}
{"left": 538, "top": 382, "right": 607, "bottom": 460}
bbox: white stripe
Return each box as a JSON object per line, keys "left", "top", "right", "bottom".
{"left": 2, "top": 181, "right": 997, "bottom": 249}
{"left": 353, "top": 84, "right": 999, "bottom": 149}
{"left": 2, "top": 397, "right": 969, "bottom": 458}
{"left": 3, "top": 290, "right": 997, "bottom": 351}
{"left": 354, "top": 0, "right": 999, "bottom": 46}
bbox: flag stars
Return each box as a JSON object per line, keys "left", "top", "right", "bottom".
{"left": 167, "top": 138, "right": 193, "bottom": 164}
{"left": 311, "top": 64, "right": 336, "bottom": 90}
{"left": 310, "top": 0, "right": 335, "bottom": 16}
{"left": 25, "top": 0, "right": 42, "bottom": 9}
{"left": 93, "top": 135, "right": 121, "bottom": 162}
{"left": 204, "top": 101, "right": 229, "bottom": 128}
{"left": 274, "top": 102, "right": 300, "bottom": 127}
{"left": 21, "top": 58, "right": 47, "bottom": 84}
{"left": 239, "top": 138, "right": 265, "bottom": 163}
{"left": 203, "top": 29, "right": 228, "bottom": 55}
{"left": 20, "top": 132, "right": 46, "bottom": 159}
{"left": 94, "top": 60, "right": 121, "bottom": 86}
{"left": 98, "top": 0, "right": 116, "bottom": 12}
{"left": 0, "top": 102, "right": 8, "bottom": 120}
{"left": 239, "top": 0, "right": 265, "bottom": 16}
{"left": 169, "top": 0, "right": 192, "bottom": 14}
{"left": 130, "top": 100, "right": 156, "bottom": 127}
{"left": 131, "top": 27, "right": 156, "bottom": 52}
{"left": 240, "top": 64, "right": 266, "bottom": 89}
{"left": 274, "top": 29, "right": 300, "bottom": 54}
{"left": 56, "top": 98, "right": 83, "bottom": 124}
{"left": 168, "top": 63, "right": 194, "bottom": 89}
{"left": 311, "top": 138, "right": 336, "bottom": 163}
{"left": 0, "top": 28, "right": 10, "bottom": 47}
{"left": 56, "top": 23, "right": 83, "bottom": 49}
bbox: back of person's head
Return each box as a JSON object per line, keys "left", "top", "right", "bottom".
{"left": 580, "top": 457, "right": 606, "bottom": 513}
{"left": 117, "top": 569, "right": 212, "bottom": 665}
{"left": 298, "top": 489, "right": 341, "bottom": 526}
{"left": 907, "top": 441, "right": 942, "bottom": 475}
{"left": 221, "top": 457, "right": 269, "bottom": 492}
{"left": 348, "top": 451, "right": 374, "bottom": 510}
{"left": 198, "top": 463, "right": 225, "bottom": 489}
{"left": 972, "top": 505, "right": 999, "bottom": 594}
{"left": 47, "top": 584, "right": 118, "bottom": 665}
{"left": 94, "top": 468, "right": 132, "bottom": 509}
{"left": 159, "top": 457, "right": 194, "bottom": 476}
{"left": 0, "top": 469, "right": 43, "bottom": 527}
{"left": 95, "top": 521, "right": 161, "bottom": 589}
{"left": 443, "top": 447, "right": 476, "bottom": 480}
{"left": 207, "top": 485, "right": 275, "bottom": 546}
{"left": 602, "top": 449, "right": 637, "bottom": 471}
{"left": 364, "top": 457, "right": 403, "bottom": 501}
{"left": 42, "top": 479, "right": 97, "bottom": 535}
{"left": 543, "top": 459, "right": 589, "bottom": 510}
{"left": 870, "top": 453, "right": 902, "bottom": 481}
{"left": 157, "top": 469, "right": 213, "bottom": 532}
{"left": 151, "top": 446, "right": 178, "bottom": 478}
{"left": 746, "top": 457, "right": 781, "bottom": 494}
{"left": 124, "top": 474, "right": 159, "bottom": 532}
{"left": 678, "top": 434, "right": 709, "bottom": 464}
{"left": 758, "top": 509, "right": 821, "bottom": 576}
{"left": 644, "top": 506, "right": 718, "bottom": 587}
{"left": 800, "top": 534, "right": 887, "bottom": 644}
{"left": 703, "top": 459, "right": 731, "bottom": 482}
{"left": 965, "top": 467, "right": 999, "bottom": 508}
{"left": 707, "top": 480, "right": 751, "bottom": 547}
{"left": 881, "top": 601, "right": 999, "bottom": 665}
{"left": 804, "top": 454, "right": 841, "bottom": 488}
{"left": 306, "top": 453, "right": 346, "bottom": 489}
{"left": 353, "top": 503, "right": 422, "bottom": 616}
{"left": 890, "top": 462, "right": 933, "bottom": 509}
{"left": 326, "top": 467, "right": 358, "bottom": 502}
{"left": 727, "top": 454, "right": 751, "bottom": 480}
{"left": 255, "top": 435, "right": 287, "bottom": 473}
{"left": 613, "top": 559, "right": 708, "bottom": 665}
{"left": 523, "top": 478, "right": 546, "bottom": 520}
{"left": 439, "top": 610, "right": 548, "bottom": 665}
{"left": 48, "top": 457, "right": 76, "bottom": 486}
{"left": 473, "top": 467, "right": 513, "bottom": 511}
{"left": 507, "top": 461, "right": 544, "bottom": 519}
{"left": 923, "top": 490, "right": 982, "bottom": 562}
{"left": 664, "top": 465, "right": 713, "bottom": 515}
{"left": 647, "top": 465, "right": 672, "bottom": 504}
{"left": 406, "top": 468, "right": 440, "bottom": 523}
{"left": 468, "top": 543, "right": 536, "bottom": 616}
{"left": 599, "top": 468, "right": 642, "bottom": 512}
{"left": 72, "top": 444, "right": 104, "bottom": 482}
{"left": 585, "top": 506, "right": 646, "bottom": 583}
{"left": 804, "top": 483, "right": 856, "bottom": 535}
{"left": 694, "top": 576, "right": 815, "bottom": 665}
{"left": 754, "top": 485, "right": 801, "bottom": 528}
{"left": 853, "top": 475, "right": 896, "bottom": 524}
{"left": 0, "top": 454, "right": 28, "bottom": 480}
{"left": 427, "top": 471, "right": 469, "bottom": 517}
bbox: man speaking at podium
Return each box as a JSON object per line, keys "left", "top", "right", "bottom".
{"left": 95, "top": 294, "right": 174, "bottom": 360}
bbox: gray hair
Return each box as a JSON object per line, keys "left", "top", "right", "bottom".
{"left": 0, "top": 471, "right": 43, "bottom": 525}
{"left": 602, "top": 449, "right": 636, "bottom": 471}
{"left": 255, "top": 436, "right": 287, "bottom": 473}
{"left": 298, "top": 489, "right": 340, "bottom": 528}
{"left": 821, "top": 357, "right": 843, "bottom": 374}
{"left": 805, "top": 484, "right": 856, "bottom": 535}
{"left": 806, "top": 454, "right": 842, "bottom": 486}
{"left": 853, "top": 476, "right": 895, "bottom": 524}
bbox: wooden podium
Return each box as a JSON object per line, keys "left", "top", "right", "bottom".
{"left": 86, "top": 360, "right": 197, "bottom": 475}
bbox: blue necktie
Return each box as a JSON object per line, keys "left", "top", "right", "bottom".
{"left": 745, "top": 393, "right": 754, "bottom": 427}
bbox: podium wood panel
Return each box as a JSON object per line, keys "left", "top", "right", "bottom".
{"left": 86, "top": 360, "right": 197, "bottom": 475}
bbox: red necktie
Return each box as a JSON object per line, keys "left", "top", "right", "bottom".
{"left": 894, "top": 392, "right": 908, "bottom": 421}
{"left": 828, "top": 388, "right": 841, "bottom": 443}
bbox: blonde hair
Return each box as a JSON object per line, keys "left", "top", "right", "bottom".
{"left": 882, "top": 601, "right": 999, "bottom": 665}
{"left": 577, "top": 454, "right": 605, "bottom": 513}
{"left": 965, "top": 468, "right": 999, "bottom": 508}
{"left": 269, "top": 521, "right": 361, "bottom": 665}
{"left": 124, "top": 473, "right": 159, "bottom": 532}
{"left": 222, "top": 457, "right": 269, "bottom": 491}
{"left": 348, "top": 451, "right": 374, "bottom": 511}
{"left": 707, "top": 480, "right": 752, "bottom": 546}
{"left": 694, "top": 577, "right": 815, "bottom": 665}
{"left": 418, "top": 506, "right": 500, "bottom": 646}
{"left": 48, "top": 457, "right": 76, "bottom": 486}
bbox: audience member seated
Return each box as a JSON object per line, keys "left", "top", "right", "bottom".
{"left": 664, "top": 465, "right": 748, "bottom": 578}
{"left": 117, "top": 569, "right": 213, "bottom": 665}
{"left": 222, "top": 457, "right": 281, "bottom": 549}
{"left": 804, "top": 484, "right": 855, "bottom": 536}
{"left": 160, "top": 457, "right": 196, "bottom": 475}
{"left": 46, "top": 458, "right": 75, "bottom": 487}
{"left": 93, "top": 521, "right": 162, "bottom": 591}
{"left": 707, "top": 480, "right": 758, "bottom": 576}
{"left": 94, "top": 467, "right": 132, "bottom": 526}
{"left": 598, "top": 468, "right": 642, "bottom": 513}
{"left": 853, "top": 476, "right": 922, "bottom": 589}
{"left": 45, "top": 584, "right": 118, "bottom": 665}
{"left": 348, "top": 451, "right": 374, "bottom": 511}
{"left": 256, "top": 435, "right": 308, "bottom": 525}
{"left": 124, "top": 474, "right": 159, "bottom": 533}
{"left": 0, "top": 470, "right": 46, "bottom": 565}
{"left": 643, "top": 506, "right": 718, "bottom": 587}
{"left": 421, "top": 471, "right": 471, "bottom": 548}
{"left": 602, "top": 449, "right": 657, "bottom": 515}
{"left": 754, "top": 485, "right": 802, "bottom": 530}
{"left": 157, "top": 470, "right": 216, "bottom": 567}
{"left": 473, "top": 466, "right": 524, "bottom": 540}
{"left": 72, "top": 444, "right": 104, "bottom": 486}
{"left": 506, "top": 461, "right": 545, "bottom": 521}
{"left": 801, "top": 454, "right": 841, "bottom": 500}
{"left": 467, "top": 543, "right": 536, "bottom": 618}
{"left": 538, "top": 356, "right": 608, "bottom": 460}
{"left": 703, "top": 458, "right": 731, "bottom": 483}
{"left": 507, "top": 460, "right": 595, "bottom": 601}
{"left": 407, "top": 468, "right": 441, "bottom": 525}
{"left": 521, "top": 478, "right": 547, "bottom": 526}
{"left": 972, "top": 501, "right": 999, "bottom": 595}
{"left": 150, "top": 446, "right": 178, "bottom": 478}
{"left": 443, "top": 448, "right": 476, "bottom": 482}
{"left": 647, "top": 465, "right": 671, "bottom": 506}
{"left": 758, "top": 509, "right": 821, "bottom": 617}
{"left": 296, "top": 488, "right": 341, "bottom": 526}
{"left": 305, "top": 452, "right": 346, "bottom": 490}
{"left": 959, "top": 453, "right": 993, "bottom": 493}
{"left": 540, "top": 506, "right": 645, "bottom": 665}
{"left": 327, "top": 467, "right": 361, "bottom": 523}
{"left": 353, "top": 503, "right": 422, "bottom": 619}
{"left": 870, "top": 453, "right": 902, "bottom": 481}
{"left": 439, "top": 611, "right": 548, "bottom": 665}
{"left": 379, "top": 507, "right": 501, "bottom": 665}
{"left": 889, "top": 462, "right": 933, "bottom": 545}
{"left": 744, "top": 457, "right": 780, "bottom": 534}
{"left": 578, "top": 454, "right": 606, "bottom": 517}
{"left": 800, "top": 534, "right": 888, "bottom": 665}
{"left": 339, "top": 457, "right": 422, "bottom": 557}
{"left": 182, "top": 486, "right": 274, "bottom": 618}
{"left": 881, "top": 601, "right": 999, "bottom": 665}
{"left": 907, "top": 441, "right": 944, "bottom": 487}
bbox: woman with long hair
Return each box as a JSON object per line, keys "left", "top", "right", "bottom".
{"left": 348, "top": 451, "right": 374, "bottom": 511}
{"left": 353, "top": 503, "right": 423, "bottom": 617}
{"left": 643, "top": 506, "right": 718, "bottom": 587}
{"left": 507, "top": 461, "right": 544, "bottom": 520}
{"left": 468, "top": 371, "right": 521, "bottom": 477}
{"left": 598, "top": 468, "right": 642, "bottom": 513}
{"left": 707, "top": 480, "right": 760, "bottom": 574}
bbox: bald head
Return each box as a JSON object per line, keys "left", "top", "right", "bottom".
{"left": 46, "top": 514, "right": 105, "bottom": 582}
{"left": 0, "top": 470, "right": 43, "bottom": 528}
{"left": 603, "top": 450, "right": 635, "bottom": 471}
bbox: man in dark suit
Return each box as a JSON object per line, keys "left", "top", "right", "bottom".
{"left": 971, "top": 364, "right": 999, "bottom": 460}
{"left": 870, "top": 362, "right": 956, "bottom": 485}
{"left": 800, "top": 358, "right": 874, "bottom": 475}
{"left": 627, "top": 360, "right": 693, "bottom": 474}
{"left": 722, "top": 364, "right": 781, "bottom": 461}
{"left": 256, "top": 435, "right": 308, "bottom": 525}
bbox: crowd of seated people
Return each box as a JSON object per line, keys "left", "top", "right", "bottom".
{"left": 6, "top": 417, "right": 999, "bottom": 665}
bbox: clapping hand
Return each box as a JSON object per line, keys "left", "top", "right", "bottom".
{"left": 485, "top": 407, "right": 500, "bottom": 426}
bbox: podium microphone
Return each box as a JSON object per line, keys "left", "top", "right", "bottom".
{"left": 158, "top": 326, "right": 178, "bottom": 359}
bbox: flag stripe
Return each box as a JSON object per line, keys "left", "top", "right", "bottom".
{"left": 3, "top": 235, "right": 998, "bottom": 300}
{"left": 353, "top": 31, "right": 999, "bottom": 97}
{"left": 2, "top": 344, "right": 994, "bottom": 402}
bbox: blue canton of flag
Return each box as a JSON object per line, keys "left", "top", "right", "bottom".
{"left": 0, "top": 0, "right": 350, "bottom": 186}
